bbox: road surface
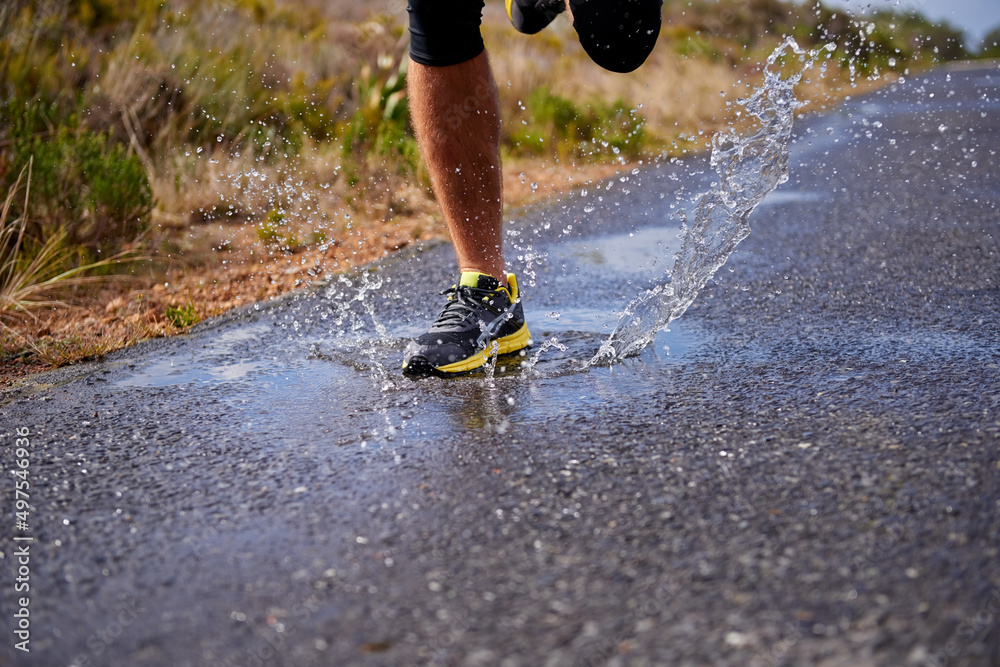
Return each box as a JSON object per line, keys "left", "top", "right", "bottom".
{"left": 1, "top": 61, "right": 998, "bottom": 666}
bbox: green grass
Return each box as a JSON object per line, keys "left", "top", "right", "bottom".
{"left": 165, "top": 302, "right": 199, "bottom": 328}
{"left": 506, "top": 90, "right": 652, "bottom": 161}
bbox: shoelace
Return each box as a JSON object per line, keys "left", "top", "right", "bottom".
{"left": 433, "top": 285, "right": 503, "bottom": 328}
{"left": 433, "top": 284, "right": 520, "bottom": 350}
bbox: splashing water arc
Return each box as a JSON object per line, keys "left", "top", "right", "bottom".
{"left": 590, "top": 38, "right": 830, "bottom": 365}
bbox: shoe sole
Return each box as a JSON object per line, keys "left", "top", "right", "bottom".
{"left": 404, "top": 323, "right": 532, "bottom": 376}
{"left": 505, "top": 0, "right": 558, "bottom": 35}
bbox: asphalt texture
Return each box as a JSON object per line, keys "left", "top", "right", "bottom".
{"left": 1, "top": 62, "right": 999, "bottom": 667}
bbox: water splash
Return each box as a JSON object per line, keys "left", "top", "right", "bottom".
{"left": 522, "top": 336, "right": 568, "bottom": 374}
{"left": 590, "top": 38, "right": 831, "bottom": 365}
{"left": 323, "top": 271, "right": 396, "bottom": 391}
{"left": 483, "top": 340, "right": 502, "bottom": 380}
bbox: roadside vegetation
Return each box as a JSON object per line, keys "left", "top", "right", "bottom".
{"left": 0, "top": 0, "right": 988, "bottom": 380}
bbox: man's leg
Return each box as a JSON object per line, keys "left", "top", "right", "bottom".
{"left": 408, "top": 52, "right": 506, "bottom": 285}
{"left": 402, "top": 0, "right": 530, "bottom": 375}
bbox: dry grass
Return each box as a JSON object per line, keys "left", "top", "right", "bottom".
{"left": 0, "top": 162, "right": 139, "bottom": 325}
{"left": 0, "top": 161, "right": 153, "bottom": 375}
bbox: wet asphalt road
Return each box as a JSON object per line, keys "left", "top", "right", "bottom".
{"left": 2, "top": 62, "right": 999, "bottom": 667}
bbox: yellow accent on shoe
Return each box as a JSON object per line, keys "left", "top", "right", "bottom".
{"left": 402, "top": 270, "right": 531, "bottom": 375}
{"left": 459, "top": 271, "right": 517, "bottom": 300}
{"left": 505, "top": 0, "right": 514, "bottom": 22}
{"left": 433, "top": 321, "right": 532, "bottom": 373}
{"left": 459, "top": 271, "right": 483, "bottom": 288}
{"left": 505, "top": 272, "right": 519, "bottom": 301}
{"left": 433, "top": 272, "right": 529, "bottom": 373}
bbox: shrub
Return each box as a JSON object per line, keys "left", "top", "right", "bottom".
{"left": 340, "top": 53, "right": 419, "bottom": 176}
{"left": 505, "top": 90, "right": 649, "bottom": 161}
{"left": 2, "top": 117, "right": 153, "bottom": 258}
{"left": 981, "top": 26, "right": 1000, "bottom": 58}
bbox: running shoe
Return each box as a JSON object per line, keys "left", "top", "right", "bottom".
{"left": 506, "top": 0, "right": 565, "bottom": 35}
{"left": 402, "top": 272, "right": 532, "bottom": 375}
{"left": 570, "top": 0, "right": 662, "bottom": 73}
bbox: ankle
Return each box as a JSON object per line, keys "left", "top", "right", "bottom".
{"left": 460, "top": 267, "right": 508, "bottom": 288}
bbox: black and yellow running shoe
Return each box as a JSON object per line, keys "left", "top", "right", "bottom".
{"left": 506, "top": 0, "right": 565, "bottom": 35}
{"left": 402, "top": 272, "right": 532, "bottom": 376}
{"left": 508, "top": 0, "right": 662, "bottom": 74}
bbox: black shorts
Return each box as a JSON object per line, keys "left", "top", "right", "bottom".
{"left": 407, "top": 0, "right": 487, "bottom": 68}
{"left": 407, "top": 0, "right": 662, "bottom": 73}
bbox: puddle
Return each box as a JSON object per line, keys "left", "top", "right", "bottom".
{"left": 757, "top": 189, "right": 828, "bottom": 207}
{"left": 116, "top": 357, "right": 270, "bottom": 388}
{"left": 116, "top": 323, "right": 277, "bottom": 388}
{"left": 551, "top": 224, "right": 684, "bottom": 279}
